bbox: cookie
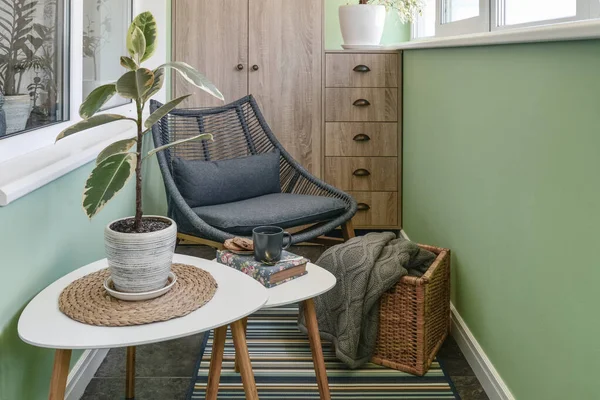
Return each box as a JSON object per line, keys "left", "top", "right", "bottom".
{"left": 233, "top": 237, "right": 254, "bottom": 251}
{"left": 224, "top": 238, "right": 245, "bottom": 252}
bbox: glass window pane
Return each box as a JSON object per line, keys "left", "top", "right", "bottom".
{"left": 83, "top": 0, "right": 132, "bottom": 110}
{"left": 442, "top": 0, "right": 479, "bottom": 23}
{"left": 0, "top": 0, "right": 69, "bottom": 139}
{"left": 414, "top": 0, "right": 437, "bottom": 38}
{"left": 502, "top": 0, "right": 576, "bottom": 26}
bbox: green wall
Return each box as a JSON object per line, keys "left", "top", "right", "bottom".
{"left": 0, "top": 163, "right": 135, "bottom": 400}
{"left": 403, "top": 40, "right": 600, "bottom": 399}
{"left": 325, "top": 0, "right": 410, "bottom": 49}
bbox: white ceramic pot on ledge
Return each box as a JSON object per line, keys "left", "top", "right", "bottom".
{"left": 104, "top": 215, "right": 177, "bottom": 293}
{"left": 3, "top": 94, "right": 32, "bottom": 135}
{"left": 339, "top": 4, "right": 386, "bottom": 46}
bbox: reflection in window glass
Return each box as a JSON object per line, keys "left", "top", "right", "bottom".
{"left": 502, "top": 0, "right": 576, "bottom": 26}
{"left": 82, "top": 0, "right": 132, "bottom": 110}
{"left": 414, "top": 0, "right": 436, "bottom": 38}
{"left": 442, "top": 0, "right": 479, "bottom": 23}
{"left": 0, "top": 0, "right": 68, "bottom": 139}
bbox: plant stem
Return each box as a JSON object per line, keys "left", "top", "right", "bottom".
{"left": 134, "top": 99, "right": 144, "bottom": 231}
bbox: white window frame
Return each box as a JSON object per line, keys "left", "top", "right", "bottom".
{"left": 492, "top": 0, "right": 600, "bottom": 31}
{"left": 436, "top": 0, "right": 490, "bottom": 37}
{"left": 0, "top": 0, "right": 169, "bottom": 206}
{"left": 413, "top": 0, "right": 600, "bottom": 39}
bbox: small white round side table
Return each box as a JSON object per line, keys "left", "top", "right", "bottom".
{"left": 18, "top": 254, "right": 268, "bottom": 400}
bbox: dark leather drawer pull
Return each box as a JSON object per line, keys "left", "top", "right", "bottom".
{"left": 357, "top": 203, "right": 371, "bottom": 211}
{"left": 352, "top": 134, "right": 371, "bottom": 142}
{"left": 353, "top": 169, "right": 371, "bottom": 177}
{"left": 353, "top": 64, "right": 371, "bottom": 73}
{"left": 353, "top": 99, "right": 371, "bottom": 107}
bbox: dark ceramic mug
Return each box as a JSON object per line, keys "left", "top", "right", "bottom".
{"left": 252, "top": 226, "right": 292, "bottom": 263}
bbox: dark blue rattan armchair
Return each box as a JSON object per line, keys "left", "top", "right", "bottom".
{"left": 151, "top": 95, "right": 356, "bottom": 246}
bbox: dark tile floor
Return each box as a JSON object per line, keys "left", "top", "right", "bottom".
{"left": 82, "top": 245, "right": 488, "bottom": 400}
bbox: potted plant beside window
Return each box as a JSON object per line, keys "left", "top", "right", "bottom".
{"left": 56, "top": 11, "right": 223, "bottom": 294}
{"left": 339, "top": 0, "right": 424, "bottom": 47}
{"left": 0, "top": 0, "right": 40, "bottom": 135}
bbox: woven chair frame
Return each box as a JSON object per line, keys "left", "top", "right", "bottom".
{"left": 151, "top": 95, "right": 357, "bottom": 245}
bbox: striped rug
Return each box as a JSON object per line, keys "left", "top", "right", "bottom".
{"left": 188, "top": 305, "right": 459, "bottom": 399}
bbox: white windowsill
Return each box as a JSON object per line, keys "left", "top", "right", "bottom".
{"left": 0, "top": 121, "right": 137, "bottom": 206}
{"left": 383, "top": 19, "right": 600, "bottom": 50}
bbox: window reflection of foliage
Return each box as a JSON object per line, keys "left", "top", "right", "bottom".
{"left": 0, "top": 0, "right": 42, "bottom": 95}
{"left": 0, "top": 0, "right": 64, "bottom": 137}
{"left": 83, "top": 0, "right": 112, "bottom": 80}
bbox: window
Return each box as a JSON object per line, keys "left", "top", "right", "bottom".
{"left": 413, "top": 0, "right": 600, "bottom": 39}
{"left": 83, "top": 0, "right": 132, "bottom": 110}
{"left": 0, "top": 0, "right": 69, "bottom": 140}
{"left": 442, "top": 0, "right": 480, "bottom": 23}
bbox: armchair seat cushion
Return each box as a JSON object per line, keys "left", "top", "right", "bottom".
{"left": 189, "top": 193, "right": 347, "bottom": 235}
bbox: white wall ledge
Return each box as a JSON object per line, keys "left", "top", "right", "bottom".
{"left": 0, "top": 121, "right": 136, "bottom": 206}
{"left": 382, "top": 19, "right": 600, "bottom": 50}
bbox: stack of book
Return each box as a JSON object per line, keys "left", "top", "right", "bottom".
{"left": 216, "top": 250, "right": 309, "bottom": 288}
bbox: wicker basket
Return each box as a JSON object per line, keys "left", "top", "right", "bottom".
{"left": 371, "top": 244, "right": 451, "bottom": 376}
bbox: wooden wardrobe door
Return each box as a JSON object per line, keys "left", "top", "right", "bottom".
{"left": 248, "top": 0, "right": 323, "bottom": 176}
{"left": 172, "top": 0, "right": 248, "bottom": 107}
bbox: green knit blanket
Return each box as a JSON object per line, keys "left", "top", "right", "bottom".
{"left": 298, "top": 232, "right": 436, "bottom": 369}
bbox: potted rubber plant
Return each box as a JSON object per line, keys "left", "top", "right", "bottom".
{"left": 0, "top": 0, "right": 40, "bottom": 135}
{"left": 56, "top": 11, "right": 223, "bottom": 294}
{"left": 339, "top": 0, "right": 424, "bottom": 47}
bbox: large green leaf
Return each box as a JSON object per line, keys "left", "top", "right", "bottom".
{"left": 156, "top": 62, "right": 224, "bottom": 101}
{"left": 142, "top": 67, "right": 164, "bottom": 102}
{"left": 146, "top": 133, "right": 213, "bottom": 159}
{"left": 120, "top": 56, "right": 137, "bottom": 71}
{"left": 79, "top": 84, "right": 117, "bottom": 119}
{"left": 126, "top": 24, "right": 146, "bottom": 62}
{"left": 96, "top": 138, "right": 137, "bottom": 165}
{"left": 116, "top": 68, "right": 155, "bottom": 100}
{"left": 132, "top": 11, "right": 158, "bottom": 62}
{"left": 83, "top": 153, "right": 137, "bottom": 219}
{"left": 143, "top": 94, "right": 191, "bottom": 129}
{"left": 56, "top": 115, "right": 135, "bottom": 141}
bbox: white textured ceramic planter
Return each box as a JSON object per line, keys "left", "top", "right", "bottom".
{"left": 3, "top": 95, "right": 32, "bottom": 135}
{"left": 105, "top": 216, "right": 177, "bottom": 293}
{"left": 339, "top": 4, "right": 386, "bottom": 46}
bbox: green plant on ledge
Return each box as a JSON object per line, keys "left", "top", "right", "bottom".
{"left": 356, "top": 0, "right": 424, "bottom": 23}
{"left": 56, "top": 11, "right": 223, "bottom": 231}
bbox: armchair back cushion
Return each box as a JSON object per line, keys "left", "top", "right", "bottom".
{"left": 172, "top": 150, "right": 281, "bottom": 208}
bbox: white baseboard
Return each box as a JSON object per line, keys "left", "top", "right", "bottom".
{"left": 450, "top": 305, "right": 515, "bottom": 400}
{"left": 400, "top": 229, "right": 514, "bottom": 400}
{"left": 65, "top": 349, "right": 109, "bottom": 400}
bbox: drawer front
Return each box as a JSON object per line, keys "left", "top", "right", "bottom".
{"left": 326, "top": 53, "right": 399, "bottom": 88}
{"left": 326, "top": 88, "right": 398, "bottom": 122}
{"left": 348, "top": 192, "right": 398, "bottom": 227}
{"left": 325, "top": 157, "right": 397, "bottom": 191}
{"left": 326, "top": 122, "right": 398, "bottom": 157}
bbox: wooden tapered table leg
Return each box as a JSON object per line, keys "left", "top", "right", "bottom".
{"left": 304, "top": 298, "right": 331, "bottom": 400}
{"left": 48, "top": 349, "right": 72, "bottom": 400}
{"left": 234, "top": 316, "right": 248, "bottom": 373}
{"left": 125, "top": 346, "right": 136, "bottom": 399}
{"left": 231, "top": 319, "right": 259, "bottom": 400}
{"left": 206, "top": 325, "right": 227, "bottom": 400}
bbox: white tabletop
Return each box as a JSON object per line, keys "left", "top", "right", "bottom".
{"left": 263, "top": 263, "right": 336, "bottom": 308}
{"left": 18, "top": 254, "right": 268, "bottom": 350}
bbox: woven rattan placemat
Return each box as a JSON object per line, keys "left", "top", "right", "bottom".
{"left": 59, "top": 263, "right": 218, "bottom": 327}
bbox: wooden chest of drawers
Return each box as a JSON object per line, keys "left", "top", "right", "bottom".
{"left": 324, "top": 51, "right": 402, "bottom": 229}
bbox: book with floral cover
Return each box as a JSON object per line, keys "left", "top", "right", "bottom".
{"left": 216, "top": 250, "right": 309, "bottom": 288}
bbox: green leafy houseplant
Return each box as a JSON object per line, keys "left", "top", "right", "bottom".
{"left": 356, "top": 0, "right": 424, "bottom": 23}
{"left": 56, "top": 11, "right": 224, "bottom": 232}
